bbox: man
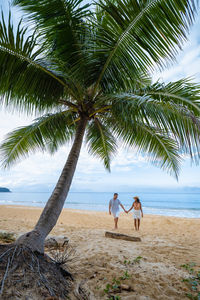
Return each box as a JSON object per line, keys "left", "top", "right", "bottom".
{"left": 109, "top": 193, "right": 127, "bottom": 229}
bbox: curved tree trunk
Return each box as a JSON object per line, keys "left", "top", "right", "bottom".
{"left": 16, "top": 117, "right": 88, "bottom": 253}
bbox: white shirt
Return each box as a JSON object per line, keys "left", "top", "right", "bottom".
{"left": 109, "top": 198, "right": 121, "bottom": 214}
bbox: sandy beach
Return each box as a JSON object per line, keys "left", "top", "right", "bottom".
{"left": 0, "top": 205, "right": 200, "bottom": 299}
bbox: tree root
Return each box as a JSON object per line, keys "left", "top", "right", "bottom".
{"left": 0, "top": 244, "right": 72, "bottom": 299}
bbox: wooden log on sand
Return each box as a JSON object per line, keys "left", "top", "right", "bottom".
{"left": 105, "top": 231, "right": 141, "bottom": 242}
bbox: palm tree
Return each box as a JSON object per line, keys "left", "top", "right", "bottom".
{"left": 0, "top": 0, "right": 200, "bottom": 253}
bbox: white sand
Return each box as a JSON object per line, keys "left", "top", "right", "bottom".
{"left": 0, "top": 205, "right": 199, "bottom": 299}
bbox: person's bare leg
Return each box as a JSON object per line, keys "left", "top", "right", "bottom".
{"left": 134, "top": 219, "right": 137, "bottom": 230}
{"left": 137, "top": 219, "right": 140, "bottom": 231}
{"left": 114, "top": 217, "right": 118, "bottom": 229}
{"left": 136, "top": 219, "right": 139, "bottom": 231}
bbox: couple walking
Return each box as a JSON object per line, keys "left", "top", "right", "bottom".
{"left": 109, "top": 193, "right": 143, "bottom": 231}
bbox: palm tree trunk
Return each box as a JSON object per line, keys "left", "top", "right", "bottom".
{"left": 16, "top": 117, "right": 88, "bottom": 253}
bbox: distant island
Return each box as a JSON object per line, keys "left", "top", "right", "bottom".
{"left": 0, "top": 187, "right": 11, "bottom": 192}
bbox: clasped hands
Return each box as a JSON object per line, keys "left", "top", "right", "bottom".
{"left": 124, "top": 209, "right": 129, "bottom": 214}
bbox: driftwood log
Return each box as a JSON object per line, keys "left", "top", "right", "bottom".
{"left": 105, "top": 231, "right": 141, "bottom": 242}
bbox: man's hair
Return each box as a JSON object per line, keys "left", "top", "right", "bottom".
{"left": 114, "top": 193, "right": 118, "bottom": 196}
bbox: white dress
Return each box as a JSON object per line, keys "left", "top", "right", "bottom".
{"left": 133, "top": 209, "right": 141, "bottom": 219}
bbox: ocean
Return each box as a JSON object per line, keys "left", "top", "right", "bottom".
{"left": 0, "top": 191, "right": 200, "bottom": 218}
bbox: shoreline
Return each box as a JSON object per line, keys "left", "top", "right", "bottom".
{"left": 1, "top": 191, "right": 200, "bottom": 219}
{"left": 0, "top": 204, "right": 199, "bottom": 220}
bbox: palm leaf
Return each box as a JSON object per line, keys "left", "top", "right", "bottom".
{"left": 86, "top": 118, "right": 117, "bottom": 170}
{"left": 92, "top": 0, "right": 198, "bottom": 93}
{"left": 0, "top": 111, "right": 77, "bottom": 168}
{"left": 136, "top": 80, "right": 200, "bottom": 160}
{"left": 12, "top": 0, "right": 91, "bottom": 76}
{"left": 0, "top": 11, "right": 68, "bottom": 113}
{"left": 111, "top": 119, "right": 181, "bottom": 178}
{"left": 138, "top": 79, "right": 200, "bottom": 113}
{"left": 100, "top": 78, "right": 200, "bottom": 161}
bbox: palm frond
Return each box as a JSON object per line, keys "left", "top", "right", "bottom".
{"left": 86, "top": 118, "right": 117, "bottom": 170}
{"left": 137, "top": 79, "right": 200, "bottom": 161}
{"left": 111, "top": 119, "right": 181, "bottom": 178}
{"left": 101, "top": 78, "right": 200, "bottom": 162}
{"left": 92, "top": 0, "right": 198, "bottom": 93}
{"left": 0, "top": 11, "right": 67, "bottom": 113}
{"left": 12, "top": 0, "right": 91, "bottom": 72}
{"left": 138, "top": 78, "right": 200, "bottom": 113}
{"left": 0, "top": 111, "right": 77, "bottom": 168}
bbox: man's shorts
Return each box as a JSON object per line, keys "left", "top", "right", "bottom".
{"left": 112, "top": 211, "right": 120, "bottom": 218}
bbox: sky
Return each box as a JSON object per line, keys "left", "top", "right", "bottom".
{"left": 0, "top": 1, "right": 200, "bottom": 192}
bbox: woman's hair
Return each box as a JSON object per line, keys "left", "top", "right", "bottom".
{"left": 134, "top": 196, "right": 140, "bottom": 203}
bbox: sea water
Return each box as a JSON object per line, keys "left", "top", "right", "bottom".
{"left": 0, "top": 191, "right": 200, "bottom": 218}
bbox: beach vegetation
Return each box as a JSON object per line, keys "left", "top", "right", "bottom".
{"left": 123, "top": 256, "right": 143, "bottom": 266}
{"left": 0, "top": 232, "right": 15, "bottom": 243}
{"left": 119, "top": 270, "right": 131, "bottom": 280}
{"left": 47, "top": 242, "right": 75, "bottom": 274}
{"left": 133, "top": 256, "right": 143, "bottom": 264}
{"left": 103, "top": 278, "right": 122, "bottom": 297}
{"left": 123, "top": 259, "right": 131, "bottom": 265}
{"left": 103, "top": 271, "right": 132, "bottom": 297}
{"left": 181, "top": 262, "right": 197, "bottom": 274}
{"left": 103, "top": 277, "right": 121, "bottom": 294}
{"left": 181, "top": 262, "right": 200, "bottom": 299}
{"left": 104, "top": 259, "right": 139, "bottom": 294}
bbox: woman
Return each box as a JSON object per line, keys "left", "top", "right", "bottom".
{"left": 127, "top": 196, "right": 143, "bottom": 231}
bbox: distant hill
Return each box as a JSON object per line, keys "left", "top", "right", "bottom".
{"left": 0, "top": 187, "right": 11, "bottom": 192}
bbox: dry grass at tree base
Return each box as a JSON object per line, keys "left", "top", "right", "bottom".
{"left": 0, "top": 244, "right": 73, "bottom": 300}
{"left": 0, "top": 232, "right": 16, "bottom": 244}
